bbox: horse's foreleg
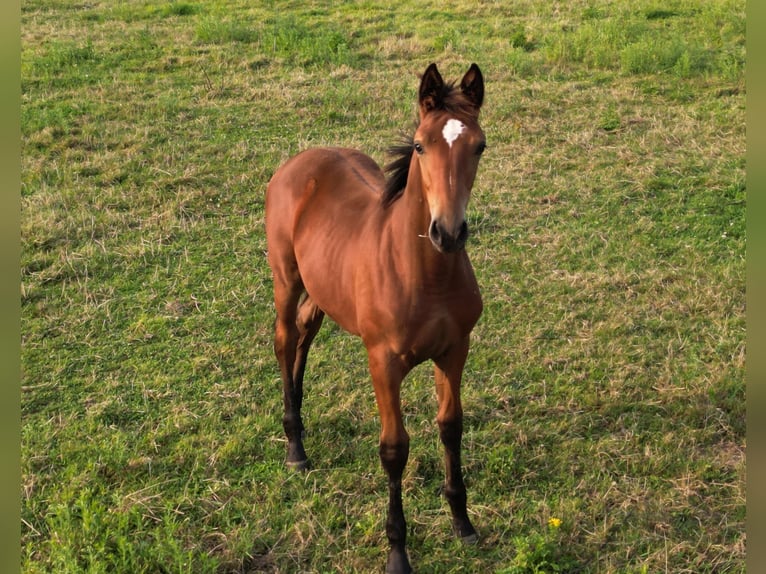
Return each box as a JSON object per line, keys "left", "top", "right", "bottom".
{"left": 368, "top": 349, "right": 412, "bottom": 574}
{"left": 434, "top": 336, "right": 478, "bottom": 543}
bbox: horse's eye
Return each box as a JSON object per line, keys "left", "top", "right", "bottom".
{"left": 476, "top": 141, "right": 487, "bottom": 156}
{"left": 414, "top": 142, "right": 425, "bottom": 155}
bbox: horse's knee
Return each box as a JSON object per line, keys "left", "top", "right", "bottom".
{"left": 437, "top": 415, "right": 463, "bottom": 447}
{"left": 379, "top": 438, "right": 410, "bottom": 479}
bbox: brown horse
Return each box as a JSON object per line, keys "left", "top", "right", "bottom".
{"left": 265, "top": 63, "right": 486, "bottom": 573}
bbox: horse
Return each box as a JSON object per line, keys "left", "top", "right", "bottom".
{"left": 265, "top": 62, "right": 486, "bottom": 574}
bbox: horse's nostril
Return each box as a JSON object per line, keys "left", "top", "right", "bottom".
{"left": 429, "top": 220, "right": 442, "bottom": 245}
{"left": 428, "top": 219, "right": 468, "bottom": 253}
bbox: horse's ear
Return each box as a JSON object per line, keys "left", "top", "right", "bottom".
{"left": 419, "top": 63, "right": 444, "bottom": 114}
{"left": 460, "top": 63, "right": 484, "bottom": 111}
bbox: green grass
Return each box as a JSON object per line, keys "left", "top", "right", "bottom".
{"left": 21, "top": 0, "right": 744, "bottom": 572}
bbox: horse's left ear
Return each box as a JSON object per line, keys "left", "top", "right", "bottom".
{"left": 460, "top": 63, "right": 484, "bottom": 111}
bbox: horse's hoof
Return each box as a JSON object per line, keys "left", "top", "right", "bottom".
{"left": 453, "top": 521, "right": 479, "bottom": 544}
{"left": 285, "top": 458, "right": 310, "bottom": 471}
{"left": 461, "top": 531, "right": 479, "bottom": 545}
{"left": 385, "top": 548, "right": 412, "bottom": 574}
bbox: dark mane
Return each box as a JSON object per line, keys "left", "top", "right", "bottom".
{"left": 382, "top": 136, "right": 414, "bottom": 208}
{"left": 381, "top": 82, "right": 477, "bottom": 208}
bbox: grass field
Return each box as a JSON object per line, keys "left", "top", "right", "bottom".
{"left": 21, "top": 0, "right": 745, "bottom": 572}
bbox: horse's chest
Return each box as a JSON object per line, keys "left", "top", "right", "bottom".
{"left": 400, "top": 288, "right": 482, "bottom": 360}
{"left": 424, "top": 291, "right": 480, "bottom": 335}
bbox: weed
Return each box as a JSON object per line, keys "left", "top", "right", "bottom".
{"left": 163, "top": 2, "right": 200, "bottom": 18}
{"left": 196, "top": 17, "right": 258, "bottom": 44}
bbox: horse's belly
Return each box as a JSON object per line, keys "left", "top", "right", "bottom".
{"left": 293, "top": 233, "right": 363, "bottom": 336}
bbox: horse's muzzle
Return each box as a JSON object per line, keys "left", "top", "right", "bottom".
{"left": 429, "top": 219, "right": 469, "bottom": 253}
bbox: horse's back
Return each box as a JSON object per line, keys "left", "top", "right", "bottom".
{"left": 266, "top": 146, "right": 383, "bottom": 254}
{"left": 267, "top": 147, "right": 384, "bottom": 210}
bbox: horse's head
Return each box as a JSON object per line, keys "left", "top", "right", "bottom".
{"left": 414, "top": 63, "right": 485, "bottom": 253}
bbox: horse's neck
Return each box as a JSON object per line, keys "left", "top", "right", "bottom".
{"left": 388, "top": 163, "right": 458, "bottom": 285}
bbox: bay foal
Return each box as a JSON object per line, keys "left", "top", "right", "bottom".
{"left": 265, "top": 63, "right": 486, "bottom": 573}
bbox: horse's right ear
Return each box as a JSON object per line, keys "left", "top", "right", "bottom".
{"left": 419, "top": 63, "right": 444, "bottom": 115}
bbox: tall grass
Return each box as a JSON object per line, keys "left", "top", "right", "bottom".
{"left": 21, "top": 0, "right": 745, "bottom": 572}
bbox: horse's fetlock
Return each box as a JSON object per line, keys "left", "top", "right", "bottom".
{"left": 443, "top": 482, "right": 467, "bottom": 502}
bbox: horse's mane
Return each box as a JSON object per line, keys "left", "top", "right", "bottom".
{"left": 382, "top": 136, "right": 414, "bottom": 208}
{"left": 381, "top": 81, "right": 476, "bottom": 208}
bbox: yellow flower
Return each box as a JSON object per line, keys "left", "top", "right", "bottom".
{"left": 548, "top": 517, "right": 562, "bottom": 529}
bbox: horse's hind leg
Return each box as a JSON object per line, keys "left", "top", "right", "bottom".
{"left": 271, "top": 263, "right": 310, "bottom": 469}
{"left": 292, "top": 294, "right": 325, "bottom": 424}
